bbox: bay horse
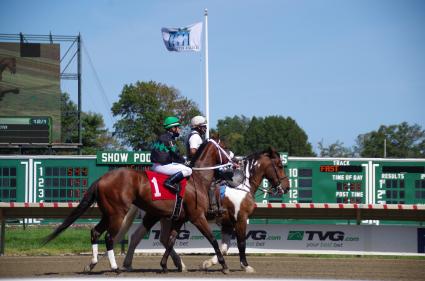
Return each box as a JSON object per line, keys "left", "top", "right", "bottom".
{"left": 120, "top": 147, "right": 289, "bottom": 273}
{"left": 42, "top": 138, "right": 234, "bottom": 274}
{"left": 0, "top": 57, "right": 16, "bottom": 81}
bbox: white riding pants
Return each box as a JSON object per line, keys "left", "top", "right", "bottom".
{"left": 152, "top": 162, "right": 192, "bottom": 177}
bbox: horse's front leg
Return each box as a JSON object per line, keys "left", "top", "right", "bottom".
{"left": 192, "top": 217, "right": 229, "bottom": 274}
{"left": 159, "top": 218, "right": 186, "bottom": 272}
{"left": 235, "top": 217, "right": 254, "bottom": 273}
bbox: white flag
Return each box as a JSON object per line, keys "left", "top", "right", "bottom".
{"left": 161, "top": 22, "right": 203, "bottom": 52}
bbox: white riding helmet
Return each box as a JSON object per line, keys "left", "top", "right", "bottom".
{"left": 190, "top": 115, "right": 207, "bottom": 127}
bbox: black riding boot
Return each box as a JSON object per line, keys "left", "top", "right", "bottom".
{"left": 164, "top": 172, "right": 184, "bottom": 194}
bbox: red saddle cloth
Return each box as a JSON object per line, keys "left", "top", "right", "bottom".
{"left": 145, "top": 170, "right": 186, "bottom": 200}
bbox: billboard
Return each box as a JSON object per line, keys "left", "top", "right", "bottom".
{"left": 0, "top": 42, "right": 61, "bottom": 143}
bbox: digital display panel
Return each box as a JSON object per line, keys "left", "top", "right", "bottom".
{"left": 0, "top": 42, "right": 61, "bottom": 143}
{"left": 0, "top": 116, "right": 51, "bottom": 143}
{"left": 43, "top": 166, "right": 89, "bottom": 202}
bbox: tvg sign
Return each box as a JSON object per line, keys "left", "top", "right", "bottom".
{"left": 288, "top": 230, "right": 345, "bottom": 241}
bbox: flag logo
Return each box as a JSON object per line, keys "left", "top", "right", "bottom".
{"left": 287, "top": 231, "right": 304, "bottom": 240}
{"left": 162, "top": 22, "right": 202, "bottom": 52}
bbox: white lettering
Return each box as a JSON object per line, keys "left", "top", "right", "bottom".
{"left": 353, "top": 175, "right": 363, "bottom": 180}
{"left": 332, "top": 175, "right": 344, "bottom": 180}
{"left": 333, "top": 160, "right": 350, "bottom": 165}
{"left": 345, "top": 175, "right": 353, "bottom": 180}
{"left": 102, "top": 153, "right": 107, "bottom": 162}
{"left": 133, "top": 153, "right": 151, "bottom": 163}
{"left": 350, "top": 192, "right": 363, "bottom": 197}
{"left": 336, "top": 191, "right": 349, "bottom": 197}
{"left": 377, "top": 190, "right": 385, "bottom": 199}
{"left": 381, "top": 173, "right": 404, "bottom": 179}
{"left": 120, "top": 153, "right": 128, "bottom": 162}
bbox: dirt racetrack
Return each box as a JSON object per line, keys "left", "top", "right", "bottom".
{"left": 0, "top": 254, "right": 424, "bottom": 280}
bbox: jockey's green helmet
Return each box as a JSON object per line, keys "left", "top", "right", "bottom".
{"left": 163, "top": 116, "right": 181, "bottom": 129}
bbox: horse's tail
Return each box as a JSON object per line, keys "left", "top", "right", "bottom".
{"left": 113, "top": 204, "right": 139, "bottom": 244}
{"left": 41, "top": 179, "right": 100, "bottom": 246}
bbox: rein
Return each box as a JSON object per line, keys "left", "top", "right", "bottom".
{"left": 192, "top": 163, "right": 232, "bottom": 171}
{"left": 191, "top": 139, "right": 234, "bottom": 171}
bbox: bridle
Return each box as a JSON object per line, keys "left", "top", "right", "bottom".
{"left": 236, "top": 154, "right": 288, "bottom": 196}
{"left": 191, "top": 139, "right": 234, "bottom": 171}
{"left": 269, "top": 158, "right": 289, "bottom": 195}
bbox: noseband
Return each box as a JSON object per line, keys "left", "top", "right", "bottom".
{"left": 269, "top": 159, "right": 289, "bottom": 195}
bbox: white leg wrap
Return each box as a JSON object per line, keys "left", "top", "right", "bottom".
{"left": 91, "top": 244, "right": 98, "bottom": 264}
{"left": 211, "top": 254, "right": 218, "bottom": 264}
{"left": 107, "top": 249, "right": 118, "bottom": 270}
{"left": 221, "top": 232, "right": 231, "bottom": 255}
{"left": 220, "top": 242, "right": 229, "bottom": 255}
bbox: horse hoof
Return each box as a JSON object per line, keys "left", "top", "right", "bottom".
{"left": 202, "top": 259, "right": 214, "bottom": 269}
{"left": 180, "top": 262, "right": 187, "bottom": 272}
{"left": 177, "top": 264, "right": 187, "bottom": 273}
{"left": 83, "top": 265, "right": 91, "bottom": 273}
{"left": 222, "top": 268, "right": 230, "bottom": 274}
{"left": 243, "top": 265, "right": 255, "bottom": 273}
{"left": 123, "top": 265, "right": 133, "bottom": 272}
{"left": 84, "top": 262, "right": 96, "bottom": 272}
{"left": 112, "top": 267, "right": 122, "bottom": 274}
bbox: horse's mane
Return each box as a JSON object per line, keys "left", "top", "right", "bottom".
{"left": 243, "top": 147, "right": 279, "bottom": 173}
{"left": 246, "top": 147, "right": 278, "bottom": 161}
{"left": 190, "top": 139, "right": 210, "bottom": 165}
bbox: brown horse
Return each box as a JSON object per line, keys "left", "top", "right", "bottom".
{"left": 0, "top": 57, "right": 16, "bottom": 81}
{"left": 43, "top": 138, "right": 234, "bottom": 274}
{"left": 121, "top": 147, "right": 289, "bottom": 273}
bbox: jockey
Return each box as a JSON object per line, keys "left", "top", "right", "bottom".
{"left": 150, "top": 116, "right": 192, "bottom": 193}
{"left": 186, "top": 115, "right": 208, "bottom": 163}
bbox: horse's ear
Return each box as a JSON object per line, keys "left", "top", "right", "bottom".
{"left": 268, "top": 147, "right": 278, "bottom": 158}
{"left": 210, "top": 132, "right": 219, "bottom": 141}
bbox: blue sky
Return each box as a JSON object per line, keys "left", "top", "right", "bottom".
{"left": 1, "top": 0, "right": 424, "bottom": 153}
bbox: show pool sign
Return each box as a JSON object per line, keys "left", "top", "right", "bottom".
{"left": 96, "top": 151, "right": 151, "bottom": 165}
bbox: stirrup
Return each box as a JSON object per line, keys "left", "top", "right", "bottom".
{"left": 171, "top": 195, "right": 183, "bottom": 221}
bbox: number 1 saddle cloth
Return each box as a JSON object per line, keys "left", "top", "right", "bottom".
{"left": 145, "top": 170, "right": 187, "bottom": 200}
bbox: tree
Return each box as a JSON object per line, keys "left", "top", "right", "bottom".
{"left": 111, "top": 81, "right": 201, "bottom": 150}
{"left": 61, "top": 92, "right": 78, "bottom": 143}
{"left": 216, "top": 115, "right": 250, "bottom": 155}
{"left": 217, "top": 115, "right": 315, "bottom": 156}
{"left": 355, "top": 122, "right": 425, "bottom": 158}
{"left": 61, "top": 92, "right": 118, "bottom": 154}
{"left": 80, "top": 112, "right": 120, "bottom": 154}
{"left": 318, "top": 140, "right": 354, "bottom": 157}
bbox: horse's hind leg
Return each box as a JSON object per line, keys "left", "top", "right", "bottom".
{"left": 202, "top": 224, "right": 232, "bottom": 269}
{"left": 105, "top": 214, "right": 127, "bottom": 272}
{"left": 160, "top": 221, "right": 183, "bottom": 273}
{"left": 105, "top": 232, "right": 119, "bottom": 271}
{"left": 192, "top": 217, "right": 229, "bottom": 274}
{"left": 85, "top": 218, "right": 107, "bottom": 272}
{"left": 159, "top": 218, "right": 186, "bottom": 272}
{"left": 123, "top": 212, "right": 159, "bottom": 271}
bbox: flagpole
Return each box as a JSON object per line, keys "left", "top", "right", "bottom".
{"left": 204, "top": 8, "right": 210, "bottom": 139}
